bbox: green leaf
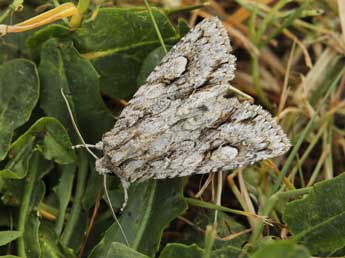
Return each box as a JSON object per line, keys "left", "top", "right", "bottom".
{"left": 22, "top": 214, "right": 41, "bottom": 258}
{"left": 39, "top": 222, "right": 76, "bottom": 258}
{"left": 0, "top": 230, "right": 22, "bottom": 246}
{"left": 54, "top": 164, "right": 76, "bottom": 236}
{"left": 0, "top": 117, "right": 75, "bottom": 180}
{"left": 159, "top": 243, "right": 203, "bottom": 258}
{"left": 0, "top": 59, "right": 39, "bottom": 160}
{"left": 0, "top": 142, "right": 33, "bottom": 180}
{"left": 82, "top": 163, "right": 102, "bottom": 210}
{"left": 60, "top": 151, "right": 89, "bottom": 251}
{"left": 73, "top": 7, "right": 178, "bottom": 99}
{"left": 16, "top": 153, "right": 47, "bottom": 258}
{"left": 74, "top": 7, "right": 177, "bottom": 54}
{"left": 10, "top": 117, "right": 75, "bottom": 164}
{"left": 106, "top": 242, "right": 149, "bottom": 258}
{"left": 137, "top": 46, "right": 167, "bottom": 86}
{"left": 0, "top": 117, "right": 75, "bottom": 179}
{"left": 88, "top": 178, "right": 187, "bottom": 258}
{"left": 0, "top": 6, "right": 37, "bottom": 63}
{"left": 62, "top": 211, "right": 88, "bottom": 251}
{"left": 27, "top": 24, "right": 71, "bottom": 56}
{"left": 38, "top": 38, "right": 114, "bottom": 144}
{"left": 177, "top": 19, "right": 191, "bottom": 36}
{"left": 250, "top": 241, "right": 311, "bottom": 258}
{"left": 283, "top": 173, "right": 345, "bottom": 256}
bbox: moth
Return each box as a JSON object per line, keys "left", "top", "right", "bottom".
{"left": 95, "top": 17, "right": 291, "bottom": 203}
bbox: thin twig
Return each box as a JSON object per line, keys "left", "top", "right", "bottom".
{"left": 78, "top": 191, "right": 101, "bottom": 258}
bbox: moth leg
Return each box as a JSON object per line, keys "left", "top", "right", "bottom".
{"left": 120, "top": 178, "right": 130, "bottom": 212}
{"left": 226, "top": 85, "right": 254, "bottom": 103}
{"left": 71, "top": 143, "right": 101, "bottom": 150}
{"left": 95, "top": 141, "right": 103, "bottom": 150}
{"left": 95, "top": 158, "right": 111, "bottom": 174}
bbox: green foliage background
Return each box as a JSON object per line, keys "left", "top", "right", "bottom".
{"left": 0, "top": 0, "right": 345, "bottom": 257}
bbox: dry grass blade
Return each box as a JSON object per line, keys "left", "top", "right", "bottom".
{"left": 338, "top": 0, "right": 345, "bottom": 43}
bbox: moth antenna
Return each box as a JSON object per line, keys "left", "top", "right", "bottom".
{"left": 60, "top": 88, "right": 98, "bottom": 160}
{"left": 60, "top": 88, "right": 129, "bottom": 246}
{"left": 103, "top": 175, "right": 130, "bottom": 246}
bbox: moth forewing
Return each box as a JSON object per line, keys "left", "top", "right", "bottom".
{"left": 96, "top": 17, "right": 291, "bottom": 206}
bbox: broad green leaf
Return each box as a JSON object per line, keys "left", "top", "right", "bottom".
{"left": 106, "top": 242, "right": 149, "bottom": 258}
{"left": 283, "top": 173, "right": 345, "bottom": 256}
{"left": 158, "top": 236, "right": 246, "bottom": 258}
{"left": 0, "top": 6, "right": 37, "bottom": 63}
{"left": 39, "top": 222, "right": 76, "bottom": 258}
{"left": 177, "top": 19, "right": 190, "bottom": 37}
{"left": 0, "top": 158, "right": 51, "bottom": 207}
{"left": 0, "top": 256, "right": 22, "bottom": 258}
{"left": 0, "top": 117, "right": 75, "bottom": 180}
{"left": 0, "top": 231, "right": 22, "bottom": 246}
{"left": 137, "top": 46, "right": 167, "bottom": 86}
{"left": 0, "top": 142, "right": 33, "bottom": 179}
{"left": 88, "top": 178, "right": 187, "bottom": 258}
{"left": 38, "top": 38, "right": 114, "bottom": 144}
{"left": 27, "top": 24, "right": 71, "bottom": 56}
{"left": 159, "top": 243, "right": 203, "bottom": 258}
{"left": 10, "top": 117, "right": 75, "bottom": 164}
{"left": 73, "top": 7, "right": 179, "bottom": 99}
{"left": 0, "top": 59, "right": 39, "bottom": 160}
{"left": 250, "top": 241, "right": 310, "bottom": 258}
{"left": 211, "top": 245, "right": 248, "bottom": 258}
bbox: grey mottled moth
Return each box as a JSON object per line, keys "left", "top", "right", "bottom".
{"left": 95, "top": 17, "right": 291, "bottom": 205}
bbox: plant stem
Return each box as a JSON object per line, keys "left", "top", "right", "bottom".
{"left": 272, "top": 68, "right": 345, "bottom": 193}
{"left": 276, "top": 187, "right": 312, "bottom": 199}
{"left": 17, "top": 152, "right": 40, "bottom": 258}
{"left": 202, "top": 225, "right": 216, "bottom": 258}
{"left": 213, "top": 171, "right": 223, "bottom": 226}
{"left": 144, "top": 0, "right": 168, "bottom": 54}
{"left": 250, "top": 186, "right": 311, "bottom": 242}
{"left": 250, "top": 69, "right": 345, "bottom": 242}
{"left": 323, "top": 120, "right": 334, "bottom": 180}
{"left": 164, "top": 3, "right": 208, "bottom": 16}
{"left": 0, "top": 9, "right": 11, "bottom": 24}
{"left": 0, "top": 0, "right": 24, "bottom": 23}
{"left": 61, "top": 150, "right": 88, "bottom": 246}
{"left": 251, "top": 57, "right": 272, "bottom": 109}
{"left": 249, "top": 192, "right": 279, "bottom": 242}
{"left": 288, "top": 124, "right": 327, "bottom": 181}
{"left": 185, "top": 197, "right": 258, "bottom": 219}
{"left": 69, "top": 0, "right": 90, "bottom": 29}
